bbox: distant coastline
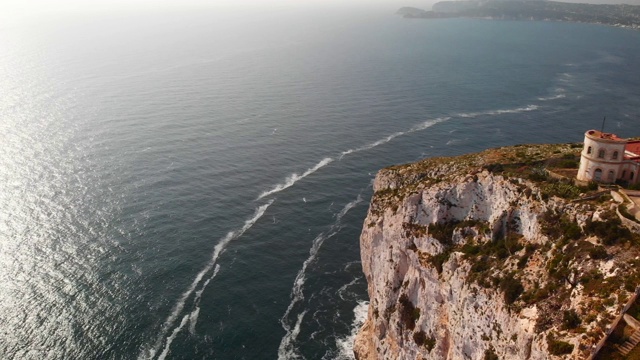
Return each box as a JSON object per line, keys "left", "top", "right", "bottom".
{"left": 397, "top": 1, "right": 640, "bottom": 29}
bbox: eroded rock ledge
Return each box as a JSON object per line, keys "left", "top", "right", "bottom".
{"left": 354, "top": 144, "right": 640, "bottom": 359}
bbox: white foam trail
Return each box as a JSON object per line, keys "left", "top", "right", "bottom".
{"left": 158, "top": 314, "right": 190, "bottom": 360}
{"left": 446, "top": 138, "right": 469, "bottom": 146}
{"left": 458, "top": 104, "right": 538, "bottom": 118}
{"left": 337, "top": 277, "right": 360, "bottom": 301}
{"left": 409, "top": 116, "right": 451, "bottom": 132}
{"left": 337, "top": 197, "right": 361, "bottom": 219}
{"left": 257, "top": 158, "right": 333, "bottom": 200}
{"left": 189, "top": 265, "right": 221, "bottom": 334}
{"left": 537, "top": 94, "right": 566, "bottom": 101}
{"left": 338, "top": 117, "right": 452, "bottom": 160}
{"left": 277, "top": 196, "right": 363, "bottom": 360}
{"left": 335, "top": 301, "right": 370, "bottom": 360}
{"left": 278, "top": 311, "right": 307, "bottom": 360}
{"left": 339, "top": 132, "right": 404, "bottom": 159}
{"left": 141, "top": 201, "right": 273, "bottom": 360}
{"left": 188, "top": 308, "right": 200, "bottom": 335}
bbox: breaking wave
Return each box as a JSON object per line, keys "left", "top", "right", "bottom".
{"left": 537, "top": 94, "right": 566, "bottom": 101}
{"left": 339, "top": 117, "right": 451, "bottom": 159}
{"left": 334, "top": 301, "right": 369, "bottom": 360}
{"left": 140, "top": 201, "right": 273, "bottom": 360}
{"left": 277, "top": 196, "right": 363, "bottom": 360}
{"left": 339, "top": 132, "right": 404, "bottom": 159}
{"left": 257, "top": 158, "right": 334, "bottom": 200}
{"left": 457, "top": 104, "right": 538, "bottom": 118}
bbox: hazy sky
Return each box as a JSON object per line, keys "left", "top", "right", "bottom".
{"left": 2, "top": 0, "right": 639, "bottom": 27}
{"left": 0, "top": 0, "right": 432, "bottom": 26}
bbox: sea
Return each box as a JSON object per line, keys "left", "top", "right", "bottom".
{"left": 2, "top": 4, "right": 640, "bottom": 359}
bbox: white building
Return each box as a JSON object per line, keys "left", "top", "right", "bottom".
{"left": 577, "top": 130, "right": 640, "bottom": 185}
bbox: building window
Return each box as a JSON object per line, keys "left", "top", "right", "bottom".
{"left": 594, "top": 168, "right": 603, "bottom": 181}
{"left": 598, "top": 149, "right": 605, "bottom": 159}
{"left": 623, "top": 170, "right": 627, "bottom": 178}
{"left": 613, "top": 151, "right": 619, "bottom": 160}
{"left": 632, "top": 172, "right": 636, "bottom": 182}
{"left": 587, "top": 146, "right": 592, "bottom": 154}
{"left": 608, "top": 171, "right": 615, "bottom": 182}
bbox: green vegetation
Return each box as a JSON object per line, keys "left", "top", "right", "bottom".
{"left": 425, "top": 219, "right": 490, "bottom": 274}
{"left": 562, "top": 310, "right": 581, "bottom": 330}
{"left": 413, "top": 330, "right": 436, "bottom": 352}
{"left": 483, "top": 346, "right": 499, "bottom": 360}
{"left": 370, "top": 142, "right": 640, "bottom": 350}
{"left": 619, "top": 204, "right": 640, "bottom": 225}
{"left": 500, "top": 273, "right": 524, "bottom": 305}
{"left": 589, "top": 246, "right": 608, "bottom": 260}
{"left": 584, "top": 211, "right": 635, "bottom": 245}
{"left": 547, "top": 333, "right": 574, "bottom": 355}
{"left": 399, "top": 294, "right": 420, "bottom": 331}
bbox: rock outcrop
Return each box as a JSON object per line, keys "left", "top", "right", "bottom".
{"left": 354, "top": 144, "right": 640, "bottom": 360}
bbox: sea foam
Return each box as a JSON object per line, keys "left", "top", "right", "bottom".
{"left": 277, "top": 196, "right": 363, "bottom": 360}
{"left": 141, "top": 201, "right": 273, "bottom": 360}
{"left": 257, "top": 158, "right": 333, "bottom": 200}
{"left": 334, "top": 300, "right": 369, "bottom": 360}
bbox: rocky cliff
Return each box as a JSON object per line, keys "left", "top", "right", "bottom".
{"left": 354, "top": 144, "right": 640, "bottom": 360}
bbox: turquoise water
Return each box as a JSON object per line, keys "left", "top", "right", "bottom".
{"left": 2, "top": 7, "right": 640, "bottom": 359}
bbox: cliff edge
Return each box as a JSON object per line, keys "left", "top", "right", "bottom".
{"left": 354, "top": 144, "right": 640, "bottom": 359}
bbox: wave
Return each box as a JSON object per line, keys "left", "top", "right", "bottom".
{"left": 339, "top": 117, "right": 451, "bottom": 160}
{"left": 537, "top": 94, "right": 566, "bottom": 101}
{"left": 457, "top": 104, "right": 538, "bottom": 118}
{"left": 157, "top": 314, "right": 190, "bottom": 360}
{"left": 409, "top": 116, "right": 451, "bottom": 132}
{"left": 189, "top": 264, "right": 221, "bottom": 334}
{"left": 257, "top": 158, "right": 333, "bottom": 200}
{"left": 337, "top": 277, "right": 361, "bottom": 301}
{"left": 140, "top": 201, "right": 273, "bottom": 360}
{"left": 446, "top": 138, "right": 468, "bottom": 146}
{"left": 277, "top": 311, "right": 307, "bottom": 360}
{"left": 334, "top": 300, "right": 369, "bottom": 360}
{"left": 339, "top": 132, "right": 404, "bottom": 159}
{"left": 261, "top": 105, "right": 535, "bottom": 203}
{"left": 188, "top": 307, "right": 200, "bottom": 335}
{"left": 277, "top": 196, "right": 363, "bottom": 360}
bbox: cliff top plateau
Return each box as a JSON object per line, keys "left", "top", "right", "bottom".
{"left": 355, "top": 143, "right": 640, "bottom": 359}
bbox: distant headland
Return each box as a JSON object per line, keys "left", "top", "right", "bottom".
{"left": 397, "top": 1, "right": 640, "bottom": 29}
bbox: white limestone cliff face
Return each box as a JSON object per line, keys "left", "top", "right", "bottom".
{"left": 354, "top": 145, "right": 640, "bottom": 360}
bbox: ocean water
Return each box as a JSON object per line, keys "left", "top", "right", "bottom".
{"left": 2, "top": 6, "right": 640, "bottom": 359}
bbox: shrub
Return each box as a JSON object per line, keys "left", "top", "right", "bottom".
{"left": 461, "top": 242, "right": 481, "bottom": 256}
{"left": 413, "top": 330, "right": 426, "bottom": 346}
{"left": 528, "top": 167, "right": 548, "bottom": 182}
{"left": 483, "top": 347, "right": 499, "bottom": 360}
{"left": 558, "top": 159, "right": 578, "bottom": 168}
{"left": 430, "top": 251, "right": 451, "bottom": 274}
{"left": 428, "top": 221, "right": 459, "bottom": 244}
{"left": 562, "top": 310, "right": 581, "bottom": 330}
{"left": 619, "top": 204, "right": 640, "bottom": 224}
{"left": 399, "top": 294, "right": 420, "bottom": 331}
{"left": 589, "top": 246, "right": 608, "bottom": 260}
{"left": 563, "top": 221, "right": 582, "bottom": 240}
{"left": 471, "top": 256, "right": 490, "bottom": 273}
{"left": 500, "top": 273, "right": 524, "bottom": 305}
{"left": 547, "top": 334, "right": 574, "bottom": 355}
{"left": 484, "top": 163, "right": 504, "bottom": 173}
{"left": 413, "top": 331, "right": 435, "bottom": 351}
{"left": 585, "top": 215, "right": 633, "bottom": 245}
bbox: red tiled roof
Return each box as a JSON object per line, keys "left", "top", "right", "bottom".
{"left": 626, "top": 141, "right": 640, "bottom": 160}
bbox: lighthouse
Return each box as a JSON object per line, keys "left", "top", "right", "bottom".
{"left": 577, "top": 130, "right": 640, "bottom": 185}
